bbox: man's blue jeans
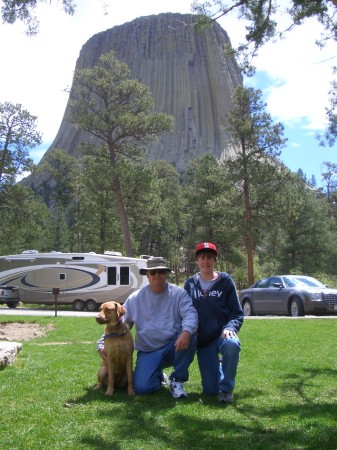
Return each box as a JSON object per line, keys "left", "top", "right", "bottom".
{"left": 197, "top": 336, "right": 241, "bottom": 395}
{"left": 134, "top": 334, "right": 197, "bottom": 394}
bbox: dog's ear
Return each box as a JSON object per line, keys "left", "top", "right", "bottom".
{"left": 117, "top": 304, "right": 126, "bottom": 318}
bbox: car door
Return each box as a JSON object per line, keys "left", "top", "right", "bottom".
{"left": 250, "top": 278, "right": 269, "bottom": 314}
{"left": 263, "top": 277, "right": 285, "bottom": 314}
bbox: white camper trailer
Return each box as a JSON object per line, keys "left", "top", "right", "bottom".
{"left": 0, "top": 251, "right": 149, "bottom": 311}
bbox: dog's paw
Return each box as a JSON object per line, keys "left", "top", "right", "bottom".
{"left": 105, "top": 389, "right": 114, "bottom": 396}
{"left": 127, "top": 381, "right": 135, "bottom": 396}
{"left": 93, "top": 384, "right": 102, "bottom": 391}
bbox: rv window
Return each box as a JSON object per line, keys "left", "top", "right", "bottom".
{"left": 108, "top": 267, "right": 117, "bottom": 285}
{"left": 107, "top": 267, "right": 129, "bottom": 285}
{"left": 120, "top": 267, "right": 130, "bottom": 285}
{"left": 60, "top": 273, "right": 66, "bottom": 280}
{"left": 72, "top": 256, "right": 85, "bottom": 260}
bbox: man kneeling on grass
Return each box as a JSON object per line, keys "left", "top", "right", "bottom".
{"left": 97, "top": 257, "right": 198, "bottom": 398}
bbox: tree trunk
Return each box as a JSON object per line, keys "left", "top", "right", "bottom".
{"left": 243, "top": 176, "right": 255, "bottom": 286}
{"left": 112, "top": 175, "right": 133, "bottom": 257}
{"left": 246, "top": 232, "right": 254, "bottom": 286}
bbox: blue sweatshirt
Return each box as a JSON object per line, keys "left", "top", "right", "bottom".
{"left": 97, "top": 283, "right": 198, "bottom": 352}
{"left": 184, "top": 272, "right": 243, "bottom": 348}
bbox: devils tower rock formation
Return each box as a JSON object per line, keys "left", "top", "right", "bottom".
{"left": 26, "top": 13, "right": 242, "bottom": 187}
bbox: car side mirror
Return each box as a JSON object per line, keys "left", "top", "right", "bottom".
{"left": 272, "top": 282, "right": 282, "bottom": 288}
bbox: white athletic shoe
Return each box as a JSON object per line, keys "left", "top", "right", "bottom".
{"left": 169, "top": 379, "right": 188, "bottom": 398}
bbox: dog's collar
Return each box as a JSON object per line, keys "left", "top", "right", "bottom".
{"left": 103, "top": 324, "right": 128, "bottom": 339}
{"left": 103, "top": 330, "right": 127, "bottom": 339}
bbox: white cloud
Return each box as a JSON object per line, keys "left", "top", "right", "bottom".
{"left": 258, "top": 26, "right": 335, "bottom": 130}
{"left": 221, "top": 14, "right": 336, "bottom": 131}
{"left": 0, "top": 0, "right": 193, "bottom": 150}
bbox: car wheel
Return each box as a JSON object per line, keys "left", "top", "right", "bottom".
{"left": 86, "top": 299, "right": 98, "bottom": 312}
{"left": 242, "top": 299, "right": 254, "bottom": 316}
{"left": 73, "top": 299, "right": 85, "bottom": 311}
{"left": 7, "top": 302, "right": 18, "bottom": 309}
{"left": 289, "top": 297, "right": 304, "bottom": 317}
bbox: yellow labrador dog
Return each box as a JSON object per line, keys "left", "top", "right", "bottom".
{"left": 95, "top": 301, "right": 135, "bottom": 396}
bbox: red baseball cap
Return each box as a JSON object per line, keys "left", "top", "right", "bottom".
{"left": 195, "top": 242, "right": 218, "bottom": 257}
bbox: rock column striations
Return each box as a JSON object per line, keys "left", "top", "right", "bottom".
{"left": 29, "top": 13, "right": 243, "bottom": 187}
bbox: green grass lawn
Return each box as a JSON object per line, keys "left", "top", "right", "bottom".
{"left": 0, "top": 316, "right": 336, "bottom": 450}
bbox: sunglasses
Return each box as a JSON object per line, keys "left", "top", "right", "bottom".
{"left": 147, "top": 269, "right": 167, "bottom": 276}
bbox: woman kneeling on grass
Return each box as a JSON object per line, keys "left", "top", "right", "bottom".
{"left": 184, "top": 242, "right": 243, "bottom": 403}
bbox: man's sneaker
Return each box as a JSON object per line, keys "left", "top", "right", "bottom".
{"left": 169, "top": 379, "right": 188, "bottom": 398}
{"left": 218, "top": 391, "right": 234, "bottom": 403}
{"left": 161, "top": 372, "right": 170, "bottom": 386}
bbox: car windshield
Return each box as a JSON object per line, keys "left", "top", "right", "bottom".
{"left": 283, "top": 276, "right": 325, "bottom": 288}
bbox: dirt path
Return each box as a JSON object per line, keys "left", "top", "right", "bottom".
{"left": 0, "top": 322, "right": 54, "bottom": 341}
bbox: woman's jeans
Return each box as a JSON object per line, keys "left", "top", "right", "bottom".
{"left": 134, "top": 334, "right": 197, "bottom": 394}
{"left": 197, "top": 336, "right": 241, "bottom": 395}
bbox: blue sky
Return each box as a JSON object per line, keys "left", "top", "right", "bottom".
{"left": 0, "top": 0, "right": 336, "bottom": 187}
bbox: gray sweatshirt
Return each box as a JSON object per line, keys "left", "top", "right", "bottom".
{"left": 97, "top": 283, "right": 198, "bottom": 352}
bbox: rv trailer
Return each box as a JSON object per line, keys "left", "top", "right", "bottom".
{"left": 0, "top": 251, "right": 149, "bottom": 311}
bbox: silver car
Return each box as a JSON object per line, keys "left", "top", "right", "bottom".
{"left": 0, "top": 285, "right": 20, "bottom": 309}
{"left": 239, "top": 275, "right": 337, "bottom": 317}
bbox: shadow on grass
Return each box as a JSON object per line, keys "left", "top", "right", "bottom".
{"left": 64, "top": 367, "right": 337, "bottom": 450}
{"left": 280, "top": 367, "right": 337, "bottom": 403}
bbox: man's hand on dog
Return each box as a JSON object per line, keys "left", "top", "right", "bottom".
{"left": 175, "top": 330, "right": 191, "bottom": 351}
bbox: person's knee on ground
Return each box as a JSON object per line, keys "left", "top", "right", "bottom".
{"left": 133, "top": 370, "right": 162, "bottom": 395}
{"left": 197, "top": 344, "right": 220, "bottom": 395}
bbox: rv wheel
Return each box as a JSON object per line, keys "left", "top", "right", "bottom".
{"left": 73, "top": 299, "right": 85, "bottom": 311}
{"left": 86, "top": 299, "right": 98, "bottom": 312}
